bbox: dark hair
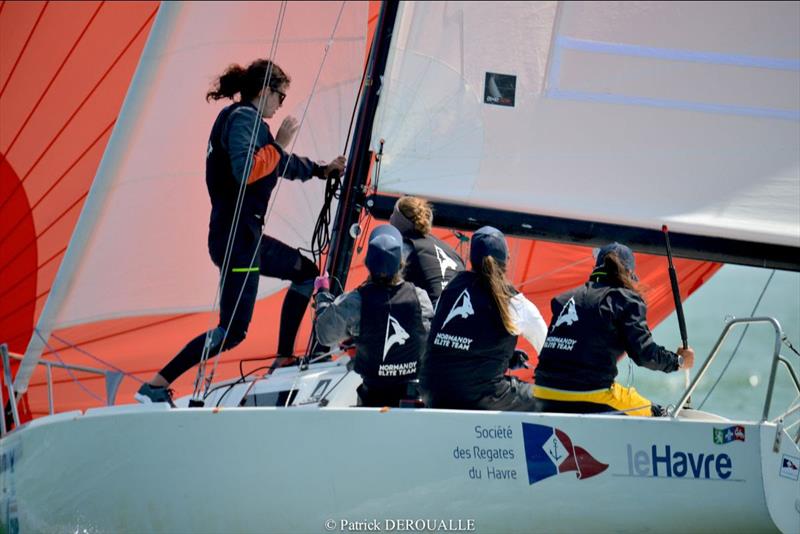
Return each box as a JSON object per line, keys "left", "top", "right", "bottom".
{"left": 597, "top": 252, "right": 639, "bottom": 293}
{"left": 206, "top": 59, "right": 291, "bottom": 102}
{"left": 477, "top": 256, "right": 517, "bottom": 335}
{"left": 368, "top": 261, "right": 405, "bottom": 287}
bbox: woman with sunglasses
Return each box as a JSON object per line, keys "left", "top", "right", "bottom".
{"left": 136, "top": 58, "right": 345, "bottom": 405}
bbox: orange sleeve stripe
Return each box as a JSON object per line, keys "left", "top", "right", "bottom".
{"left": 246, "top": 144, "right": 281, "bottom": 184}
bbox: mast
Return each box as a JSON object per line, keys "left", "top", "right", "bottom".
{"left": 326, "top": 0, "right": 399, "bottom": 294}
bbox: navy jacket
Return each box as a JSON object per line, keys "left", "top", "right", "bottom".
{"left": 535, "top": 279, "right": 680, "bottom": 391}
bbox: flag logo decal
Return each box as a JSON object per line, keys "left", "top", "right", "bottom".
{"left": 713, "top": 425, "right": 745, "bottom": 445}
{"left": 780, "top": 454, "right": 799, "bottom": 481}
{"left": 521, "top": 422, "right": 608, "bottom": 485}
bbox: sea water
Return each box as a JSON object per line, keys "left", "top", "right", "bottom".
{"left": 628, "top": 264, "right": 800, "bottom": 423}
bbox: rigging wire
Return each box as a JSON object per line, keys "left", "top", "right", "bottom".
{"left": 34, "top": 329, "right": 105, "bottom": 404}
{"left": 49, "top": 332, "right": 143, "bottom": 384}
{"left": 305, "top": 13, "right": 373, "bottom": 269}
{"left": 697, "top": 269, "right": 776, "bottom": 410}
{"left": 200, "top": 1, "right": 348, "bottom": 397}
{"left": 213, "top": 364, "right": 273, "bottom": 407}
{"left": 191, "top": 1, "right": 289, "bottom": 402}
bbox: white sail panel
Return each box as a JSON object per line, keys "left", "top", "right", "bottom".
{"left": 50, "top": 1, "right": 368, "bottom": 329}
{"left": 371, "top": 1, "right": 800, "bottom": 248}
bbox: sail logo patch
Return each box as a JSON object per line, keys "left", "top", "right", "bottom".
{"left": 442, "top": 289, "right": 474, "bottom": 328}
{"left": 521, "top": 423, "right": 608, "bottom": 485}
{"left": 780, "top": 454, "right": 799, "bottom": 480}
{"left": 434, "top": 245, "right": 459, "bottom": 282}
{"left": 553, "top": 297, "right": 579, "bottom": 329}
{"left": 383, "top": 314, "right": 410, "bottom": 360}
{"left": 484, "top": 72, "right": 516, "bottom": 107}
{"left": 713, "top": 425, "right": 745, "bottom": 445}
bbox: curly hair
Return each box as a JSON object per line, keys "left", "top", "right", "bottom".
{"left": 206, "top": 59, "right": 291, "bottom": 103}
{"left": 396, "top": 196, "right": 433, "bottom": 235}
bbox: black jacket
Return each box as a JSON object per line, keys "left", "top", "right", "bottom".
{"left": 420, "top": 271, "right": 518, "bottom": 405}
{"left": 534, "top": 279, "right": 680, "bottom": 391}
{"left": 205, "top": 102, "right": 318, "bottom": 266}
{"left": 402, "top": 232, "right": 465, "bottom": 306}
{"left": 355, "top": 281, "right": 427, "bottom": 388}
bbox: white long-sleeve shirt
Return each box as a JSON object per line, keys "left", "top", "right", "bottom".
{"left": 509, "top": 293, "right": 547, "bottom": 353}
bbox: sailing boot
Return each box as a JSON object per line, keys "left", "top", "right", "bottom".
{"left": 135, "top": 383, "right": 176, "bottom": 408}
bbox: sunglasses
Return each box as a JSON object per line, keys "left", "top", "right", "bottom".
{"left": 272, "top": 88, "right": 286, "bottom": 105}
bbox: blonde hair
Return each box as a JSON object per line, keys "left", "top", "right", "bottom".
{"left": 396, "top": 196, "right": 433, "bottom": 235}
{"left": 478, "top": 256, "right": 518, "bottom": 335}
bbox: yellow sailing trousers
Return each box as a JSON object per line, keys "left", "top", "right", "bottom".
{"left": 533, "top": 382, "right": 653, "bottom": 417}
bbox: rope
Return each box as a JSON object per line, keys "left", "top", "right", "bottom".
{"left": 697, "top": 269, "right": 776, "bottom": 410}
{"left": 783, "top": 335, "right": 800, "bottom": 358}
{"left": 516, "top": 256, "right": 594, "bottom": 290}
{"left": 302, "top": 20, "right": 372, "bottom": 267}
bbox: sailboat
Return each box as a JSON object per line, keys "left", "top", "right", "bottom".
{"left": 1, "top": 1, "right": 798, "bottom": 532}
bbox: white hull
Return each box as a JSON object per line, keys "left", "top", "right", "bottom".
{"left": 1, "top": 363, "right": 798, "bottom": 533}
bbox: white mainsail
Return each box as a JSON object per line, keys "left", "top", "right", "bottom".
{"left": 371, "top": 1, "right": 800, "bottom": 248}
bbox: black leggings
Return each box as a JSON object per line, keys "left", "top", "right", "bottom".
{"left": 159, "top": 235, "right": 318, "bottom": 384}
{"left": 424, "top": 378, "right": 539, "bottom": 412}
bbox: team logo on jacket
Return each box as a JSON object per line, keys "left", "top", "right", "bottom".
{"left": 522, "top": 423, "right": 608, "bottom": 485}
{"left": 435, "top": 245, "right": 459, "bottom": 283}
{"left": 442, "top": 289, "right": 474, "bottom": 328}
{"left": 384, "top": 314, "right": 410, "bottom": 360}
{"left": 553, "top": 297, "right": 579, "bottom": 330}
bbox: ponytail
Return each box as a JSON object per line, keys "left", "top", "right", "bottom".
{"left": 206, "top": 59, "right": 291, "bottom": 102}
{"left": 595, "top": 252, "right": 639, "bottom": 293}
{"left": 478, "top": 256, "right": 517, "bottom": 335}
{"left": 206, "top": 64, "right": 246, "bottom": 101}
{"left": 396, "top": 196, "right": 433, "bottom": 235}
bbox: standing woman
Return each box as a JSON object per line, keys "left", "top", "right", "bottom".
{"left": 533, "top": 243, "right": 695, "bottom": 416}
{"left": 389, "top": 196, "right": 465, "bottom": 307}
{"left": 420, "top": 226, "right": 547, "bottom": 411}
{"left": 136, "top": 58, "right": 345, "bottom": 405}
